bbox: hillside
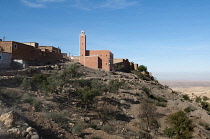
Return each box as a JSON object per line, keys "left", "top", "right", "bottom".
{"left": 0, "top": 62, "right": 209, "bottom": 139}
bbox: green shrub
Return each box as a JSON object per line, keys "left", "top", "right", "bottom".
{"left": 20, "top": 77, "right": 31, "bottom": 90}
{"left": 137, "top": 65, "right": 148, "bottom": 72}
{"left": 155, "top": 102, "right": 167, "bottom": 107}
{"left": 182, "top": 94, "right": 191, "bottom": 101}
{"left": 22, "top": 95, "right": 42, "bottom": 111}
{"left": 184, "top": 107, "right": 194, "bottom": 113}
{"left": 203, "top": 96, "right": 209, "bottom": 102}
{"left": 201, "top": 102, "right": 210, "bottom": 112}
{"left": 107, "top": 80, "right": 124, "bottom": 94}
{"left": 76, "top": 86, "right": 101, "bottom": 109}
{"left": 163, "top": 128, "right": 176, "bottom": 138}
{"left": 45, "top": 112, "right": 68, "bottom": 125}
{"left": 164, "top": 111, "right": 193, "bottom": 139}
{"left": 195, "top": 96, "right": 202, "bottom": 103}
{"left": 62, "top": 63, "right": 80, "bottom": 79}
{"left": 32, "top": 74, "right": 49, "bottom": 91}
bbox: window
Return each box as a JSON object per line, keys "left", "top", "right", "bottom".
{"left": 106, "top": 55, "right": 108, "bottom": 57}
{"left": 0, "top": 56, "right": 2, "bottom": 60}
{"left": 13, "top": 44, "right": 17, "bottom": 49}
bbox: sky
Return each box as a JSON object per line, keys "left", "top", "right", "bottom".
{"left": 0, "top": 0, "right": 210, "bottom": 80}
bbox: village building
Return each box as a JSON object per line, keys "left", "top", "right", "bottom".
{"left": 0, "top": 39, "right": 67, "bottom": 68}
{"left": 114, "top": 59, "right": 139, "bottom": 72}
{"left": 79, "top": 31, "right": 114, "bottom": 71}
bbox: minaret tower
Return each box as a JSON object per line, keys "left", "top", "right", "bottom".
{"left": 80, "top": 30, "right": 86, "bottom": 65}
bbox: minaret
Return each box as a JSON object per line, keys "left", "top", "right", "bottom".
{"left": 80, "top": 30, "right": 86, "bottom": 65}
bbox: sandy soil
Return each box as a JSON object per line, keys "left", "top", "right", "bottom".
{"left": 160, "top": 80, "right": 210, "bottom": 102}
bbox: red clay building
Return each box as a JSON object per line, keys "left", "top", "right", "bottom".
{"left": 0, "top": 39, "right": 66, "bottom": 66}
{"left": 79, "top": 31, "right": 113, "bottom": 71}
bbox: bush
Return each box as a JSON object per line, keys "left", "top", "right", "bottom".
{"left": 107, "top": 80, "right": 124, "bottom": 94}
{"left": 155, "top": 102, "right": 167, "bottom": 107}
{"left": 32, "top": 74, "right": 49, "bottom": 91}
{"left": 184, "top": 107, "right": 194, "bottom": 113}
{"left": 62, "top": 63, "right": 80, "bottom": 79}
{"left": 22, "top": 95, "right": 42, "bottom": 111}
{"left": 182, "top": 94, "right": 191, "bottom": 101}
{"left": 20, "top": 77, "right": 31, "bottom": 90}
{"left": 203, "top": 96, "right": 209, "bottom": 102}
{"left": 45, "top": 112, "right": 68, "bottom": 125}
{"left": 137, "top": 65, "right": 148, "bottom": 72}
{"left": 195, "top": 96, "right": 202, "bottom": 103}
{"left": 164, "top": 111, "right": 193, "bottom": 139}
{"left": 201, "top": 102, "right": 210, "bottom": 112}
{"left": 71, "top": 122, "right": 86, "bottom": 134}
{"left": 76, "top": 86, "right": 101, "bottom": 109}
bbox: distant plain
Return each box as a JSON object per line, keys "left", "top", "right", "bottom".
{"left": 160, "top": 80, "right": 210, "bottom": 102}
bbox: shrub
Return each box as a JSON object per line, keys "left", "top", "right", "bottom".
{"left": 62, "top": 63, "right": 80, "bottom": 79}
{"left": 164, "top": 111, "right": 193, "bottom": 139}
{"left": 76, "top": 86, "right": 101, "bottom": 109}
{"left": 195, "top": 96, "right": 202, "bottom": 103}
{"left": 137, "top": 65, "right": 148, "bottom": 72}
{"left": 142, "top": 87, "right": 150, "bottom": 96}
{"left": 184, "top": 107, "right": 194, "bottom": 113}
{"left": 203, "top": 96, "right": 209, "bottom": 102}
{"left": 107, "top": 80, "right": 124, "bottom": 94}
{"left": 201, "top": 102, "right": 210, "bottom": 112}
{"left": 22, "top": 95, "right": 42, "bottom": 111}
{"left": 32, "top": 74, "right": 49, "bottom": 91}
{"left": 182, "top": 94, "right": 191, "bottom": 101}
{"left": 45, "top": 112, "right": 68, "bottom": 125}
{"left": 71, "top": 122, "right": 86, "bottom": 134}
{"left": 20, "top": 77, "right": 31, "bottom": 90}
{"left": 155, "top": 102, "right": 167, "bottom": 107}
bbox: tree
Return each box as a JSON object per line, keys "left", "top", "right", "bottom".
{"left": 137, "top": 65, "right": 148, "bottom": 72}
{"left": 164, "top": 111, "right": 193, "bottom": 139}
{"left": 138, "top": 101, "right": 159, "bottom": 139}
{"left": 76, "top": 86, "right": 101, "bottom": 110}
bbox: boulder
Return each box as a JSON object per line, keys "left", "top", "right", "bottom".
{"left": 0, "top": 111, "right": 16, "bottom": 127}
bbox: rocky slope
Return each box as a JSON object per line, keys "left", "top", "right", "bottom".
{"left": 0, "top": 62, "right": 209, "bottom": 139}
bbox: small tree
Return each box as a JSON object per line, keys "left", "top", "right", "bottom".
{"left": 138, "top": 101, "right": 159, "bottom": 139}
{"left": 163, "top": 111, "right": 193, "bottom": 139}
{"left": 138, "top": 65, "right": 148, "bottom": 72}
{"left": 77, "top": 86, "right": 101, "bottom": 110}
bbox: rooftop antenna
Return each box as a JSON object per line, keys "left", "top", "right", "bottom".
{"left": 3, "top": 36, "right": 6, "bottom": 41}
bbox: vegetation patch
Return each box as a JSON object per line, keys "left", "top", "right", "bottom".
{"left": 163, "top": 111, "right": 193, "bottom": 139}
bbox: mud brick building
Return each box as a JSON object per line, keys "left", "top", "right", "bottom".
{"left": 0, "top": 39, "right": 66, "bottom": 67}
{"left": 79, "top": 31, "right": 114, "bottom": 71}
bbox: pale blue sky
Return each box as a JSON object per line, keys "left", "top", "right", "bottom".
{"left": 1, "top": 0, "right": 210, "bottom": 80}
